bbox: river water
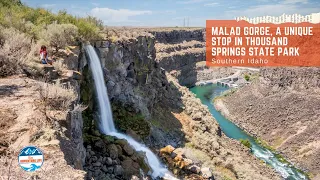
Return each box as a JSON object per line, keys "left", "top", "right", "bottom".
{"left": 190, "top": 84, "right": 307, "bottom": 180}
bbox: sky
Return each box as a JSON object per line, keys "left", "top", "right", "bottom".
{"left": 21, "top": 0, "right": 320, "bottom": 27}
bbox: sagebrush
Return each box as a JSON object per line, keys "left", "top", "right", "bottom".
{"left": 39, "top": 80, "right": 76, "bottom": 111}
{"left": 0, "top": 27, "right": 31, "bottom": 77}
{"left": 40, "top": 23, "right": 78, "bottom": 51}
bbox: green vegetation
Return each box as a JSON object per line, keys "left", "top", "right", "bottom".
{"left": 0, "top": 0, "right": 102, "bottom": 41}
{"left": 297, "top": 169, "right": 312, "bottom": 180}
{"left": 274, "top": 153, "right": 289, "bottom": 164}
{"left": 185, "top": 142, "right": 195, "bottom": 148}
{"left": 244, "top": 72, "right": 260, "bottom": 82}
{"left": 150, "top": 119, "right": 161, "bottom": 127}
{"left": 254, "top": 137, "right": 275, "bottom": 151}
{"left": 254, "top": 137, "right": 311, "bottom": 179}
{"left": 112, "top": 104, "right": 151, "bottom": 139}
{"left": 0, "top": 0, "right": 104, "bottom": 77}
{"left": 213, "top": 88, "right": 237, "bottom": 102}
{"left": 240, "top": 139, "right": 252, "bottom": 149}
{"left": 244, "top": 74, "right": 250, "bottom": 81}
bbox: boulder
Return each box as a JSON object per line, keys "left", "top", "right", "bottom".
{"left": 192, "top": 112, "right": 202, "bottom": 121}
{"left": 94, "top": 140, "right": 105, "bottom": 149}
{"left": 106, "top": 157, "right": 113, "bottom": 166}
{"left": 130, "top": 176, "right": 140, "bottom": 180}
{"left": 107, "top": 167, "right": 114, "bottom": 174}
{"left": 183, "top": 158, "right": 193, "bottom": 166}
{"left": 107, "top": 80, "right": 116, "bottom": 90}
{"left": 121, "top": 158, "right": 140, "bottom": 176}
{"left": 87, "top": 171, "right": 93, "bottom": 179}
{"left": 116, "top": 145, "right": 123, "bottom": 156}
{"left": 92, "top": 161, "right": 102, "bottom": 167}
{"left": 188, "top": 165, "right": 201, "bottom": 174}
{"left": 102, "top": 165, "right": 108, "bottom": 173}
{"left": 123, "top": 144, "right": 134, "bottom": 156}
{"left": 107, "top": 144, "right": 119, "bottom": 159}
{"left": 172, "top": 148, "right": 185, "bottom": 158}
{"left": 66, "top": 70, "right": 82, "bottom": 80}
{"left": 201, "top": 167, "right": 213, "bottom": 178}
{"left": 160, "top": 145, "right": 175, "bottom": 155}
{"left": 114, "top": 165, "right": 124, "bottom": 176}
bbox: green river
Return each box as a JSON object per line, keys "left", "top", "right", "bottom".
{"left": 190, "top": 84, "right": 308, "bottom": 180}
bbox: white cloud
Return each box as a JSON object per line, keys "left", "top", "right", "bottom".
{"left": 204, "top": 2, "right": 219, "bottom": 6}
{"left": 90, "top": 8, "right": 152, "bottom": 23}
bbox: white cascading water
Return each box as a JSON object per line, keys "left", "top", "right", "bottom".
{"left": 85, "top": 45, "right": 176, "bottom": 179}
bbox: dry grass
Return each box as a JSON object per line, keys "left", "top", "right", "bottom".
{"left": 0, "top": 146, "right": 17, "bottom": 180}
{"left": 156, "top": 47, "right": 205, "bottom": 60}
{"left": 102, "top": 27, "right": 153, "bottom": 42}
{"left": 155, "top": 40, "right": 204, "bottom": 53}
{"left": 101, "top": 27, "right": 204, "bottom": 42}
{"left": 53, "top": 60, "right": 67, "bottom": 74}
{"left": 39, "top": 80, "right": 77, "bottom": 111}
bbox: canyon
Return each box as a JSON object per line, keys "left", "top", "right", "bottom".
{"left": 1, "top": 26, "right": 315, "bottom": 180}
{"left": 215, "top": 67, "right": 320, "bottom": 179}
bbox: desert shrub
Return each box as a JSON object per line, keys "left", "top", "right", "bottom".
{"left": 40, "top": 80, "right": 76, "bottom": 111}
{"left": 0, "top": 27, "right": 31, "bottom": 77}
{"left": 75, "top": 19, "right": 101, "bottom": 41}
{"left": 244, "top": 74, "right": 250, "bottom": 81}
{"left": 0, "top": 26, "right": 4, "bottom": 47}
{"left": 240, "top": 139, "right": 252, "bottom": 149}
{"left": 40, "top": 23, "right": 78, "bottom": 51}
{"left": 28, "top": 39, "right": 49, "bottom": 58}
{"left": 224, "top": 163, "right": 238, "bottom": 178}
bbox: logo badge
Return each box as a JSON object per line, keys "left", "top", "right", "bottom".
{"left": 18, "top": 146, "right": 44, "bottom": 172}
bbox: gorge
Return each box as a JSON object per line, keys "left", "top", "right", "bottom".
{"left": 191, "top": 84, "right": 307, "bottom": 180}
{"left": 0, "top": 25, "right": 316, "bottom": 180}
{"left": 1, "top": 1, "right": 318, "bottom": 179}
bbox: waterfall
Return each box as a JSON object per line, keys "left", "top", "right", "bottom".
{"left": 85, "top": 45, "right": 175, "bottom": 179}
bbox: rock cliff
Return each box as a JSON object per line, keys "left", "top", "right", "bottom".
{"left": 86, "top": 30, "right": 281, "bottom": 180}
{"left": 0, "top": 29, "right": 285, "bottom": 180}
{"left": 152, "top": 29, "right": 235, "bottom": 87}
{"left": 149, "top": 29, "right": 205, "bottom": 44}
{"left": 0, "top": 46, "right": 86, "bottom": 179}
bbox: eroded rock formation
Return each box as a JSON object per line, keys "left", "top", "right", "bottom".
{"left": 215, "top": 67, "right": 320, "bottom": 179}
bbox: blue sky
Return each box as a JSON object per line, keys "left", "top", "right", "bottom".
{"left": 21, "top": 0, "right": 320, "bottom": 27}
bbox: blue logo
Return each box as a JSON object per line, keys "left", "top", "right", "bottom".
{"left": 18, "top": 146, "right": 44, "bottom": 172}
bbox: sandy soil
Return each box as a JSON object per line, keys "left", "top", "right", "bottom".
{"left": 0, "top": 76, "right": 85, "bottom": 180}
